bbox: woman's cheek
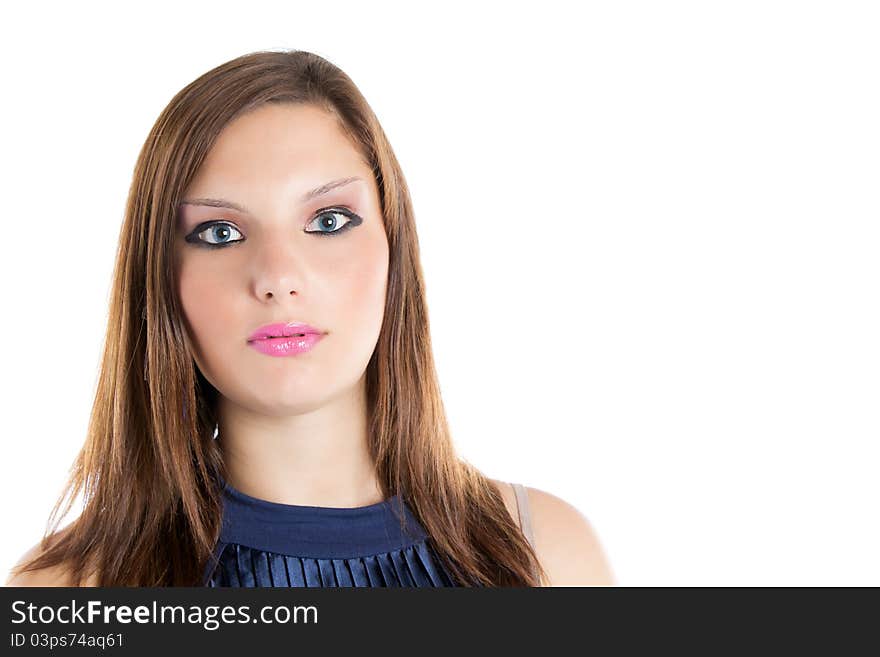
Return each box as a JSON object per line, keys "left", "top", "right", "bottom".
{"left": 177, "top": 269, "right": 230, "bottom": 380}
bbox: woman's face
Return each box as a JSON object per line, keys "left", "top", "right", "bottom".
{"left": 173, "top": 103, "right": 389, "bottom": 415}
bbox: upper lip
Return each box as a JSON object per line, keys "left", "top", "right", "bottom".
{"left": 247, "top": 322, "right": 325, "bottom": 342}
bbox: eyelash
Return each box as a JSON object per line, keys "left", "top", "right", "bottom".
{"left": 184, "top": 207, "right": 362, "bottom": 250}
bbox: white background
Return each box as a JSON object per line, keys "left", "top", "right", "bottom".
{"left": 1, "top": 1, "right": 877, "bottom": 586}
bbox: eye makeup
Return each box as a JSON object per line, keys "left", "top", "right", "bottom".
{"left": 183, "top": 206, "right": 364, "bottom": 249}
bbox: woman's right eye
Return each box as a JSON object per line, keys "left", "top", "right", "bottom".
{"left": 186, "top": 222, "right": 244, "bottom": 249}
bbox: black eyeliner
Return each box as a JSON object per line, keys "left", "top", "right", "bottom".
{"left": 184, "top": 207, "right": 362, "bottom": 249}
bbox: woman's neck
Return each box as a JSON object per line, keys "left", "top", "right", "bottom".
{"left": 216, "top": 380, "right": 383, "bottom": 508}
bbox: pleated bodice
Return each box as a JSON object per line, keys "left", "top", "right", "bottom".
{"left": 203, "top": 479, "right": 459, "bottom": 587}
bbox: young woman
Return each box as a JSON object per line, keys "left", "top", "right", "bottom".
{"left": 6, "top": 50, "right": 614, "bottom": 587}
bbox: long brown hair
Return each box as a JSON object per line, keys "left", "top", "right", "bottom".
{"left": 11, "top": 49, "right": 547, "bottom": 587}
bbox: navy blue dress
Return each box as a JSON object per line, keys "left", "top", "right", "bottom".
{"left": 203, "top": 479, "right": 459, "bottom": 587}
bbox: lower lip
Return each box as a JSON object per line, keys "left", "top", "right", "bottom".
{"left": 247, "top": 333, "right": 325, "bottom": 357}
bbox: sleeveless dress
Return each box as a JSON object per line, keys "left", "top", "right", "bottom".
{"left": 202, "top": 479, "right": 537, "bottom": 587}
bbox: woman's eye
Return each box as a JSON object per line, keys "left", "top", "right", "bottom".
{"left": 188, "top": 222, "right": 244, "bottom": 248}
{"left": 304, "top": 208, "right": 361, "bottom": 237}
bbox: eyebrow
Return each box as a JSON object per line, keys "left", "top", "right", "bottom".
{"left": 178, "top": 176, "right": 365, "bottom": 213}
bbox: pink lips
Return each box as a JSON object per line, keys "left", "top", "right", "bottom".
{"left": 247, "top": 322, "right": 326, "bottom": 357}
{"left": 248, "top": 322, "right": 323, "bottom": 341}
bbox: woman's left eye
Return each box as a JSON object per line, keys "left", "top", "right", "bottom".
{"left": 305, "top": 208, "right": 363, "bottom": 237}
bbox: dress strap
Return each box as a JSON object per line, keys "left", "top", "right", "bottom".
{"left": 511, "top": 482, "right": 535, "bottom": 548}
{"left": 511, "top": 482, "right": 541, "bottom": 584}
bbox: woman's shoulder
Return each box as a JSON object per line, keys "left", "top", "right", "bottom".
{"left": 5, "top": 534, "right": 99, "bottom": 587}
{"left": 488, "top": 478, "right": 616, "bottom": 586}
{"left": 5, "top": 540, "right": 67, "bottom": 586}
